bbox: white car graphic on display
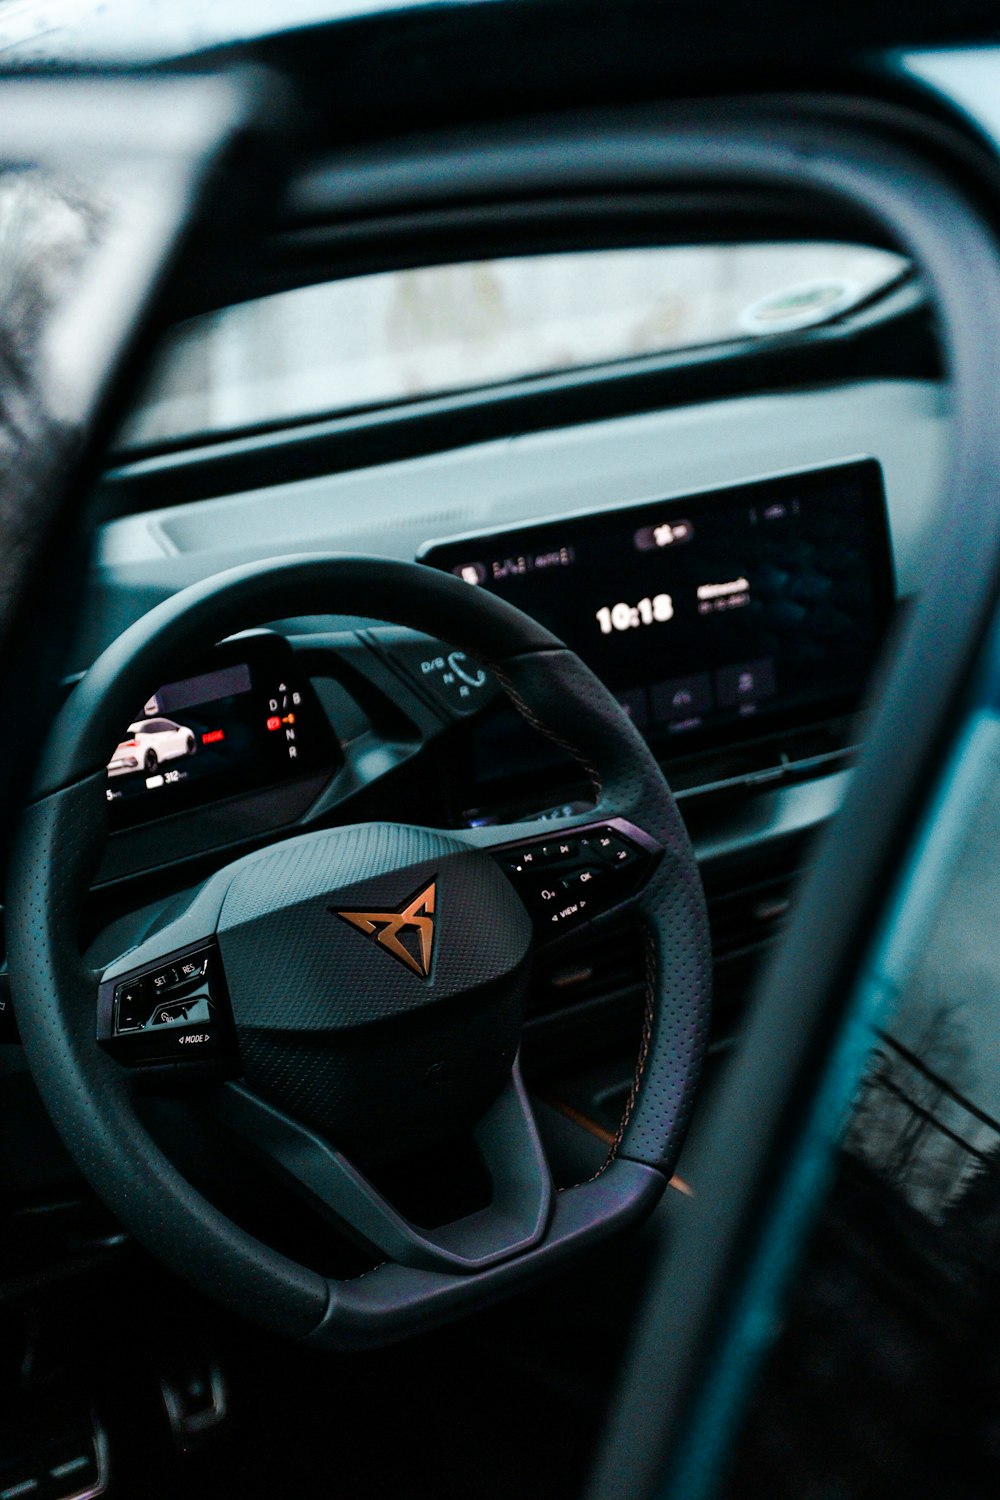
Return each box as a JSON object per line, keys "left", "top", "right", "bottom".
{"left": 107, "top": 718, "right": 197, "bottom": 777}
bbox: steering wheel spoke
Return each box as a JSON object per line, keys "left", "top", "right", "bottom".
{"left": 206, "top": 1060, "right": 553, "bottom": 1274}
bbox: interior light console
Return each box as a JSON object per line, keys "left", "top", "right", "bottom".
{"left": 420, "top": 457, "right": 894, "bottom": 762}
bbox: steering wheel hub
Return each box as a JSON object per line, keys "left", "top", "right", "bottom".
{"left": 216, "top": 823, "right": 532, "bottom": 1163}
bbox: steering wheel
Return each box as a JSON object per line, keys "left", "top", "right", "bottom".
{"left": 5, "top": 555, "right": 710, "bottom": 1348}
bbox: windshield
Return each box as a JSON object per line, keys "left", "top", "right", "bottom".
{"left": 121, "top": 241, "right": 908, "bottom": 451}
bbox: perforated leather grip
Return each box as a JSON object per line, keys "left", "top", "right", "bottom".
{"left": 492, "top": 648, "right": 712, "bottom": 1175}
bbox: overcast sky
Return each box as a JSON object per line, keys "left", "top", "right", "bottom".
{"left": 0, "top": 0, "right": 447, "bottom": 63}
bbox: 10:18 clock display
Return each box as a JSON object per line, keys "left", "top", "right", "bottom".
{"left": 595, "top": 593, "right": 674, "bottom": 635}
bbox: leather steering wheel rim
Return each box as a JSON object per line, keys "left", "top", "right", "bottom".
{"left": 5, "top": 553, "right": 711, "bottom": 1347}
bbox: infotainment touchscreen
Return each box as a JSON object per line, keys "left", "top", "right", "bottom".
{"left": 105, "top": 635, "right": 338, "bottom": 828}
{"left": 420, "top": 458, "right": 894, "bottom": 751}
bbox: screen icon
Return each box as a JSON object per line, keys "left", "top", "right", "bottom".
{"left": 634, "top": 519, "right": 694, "bottom": 551}
{"left": 715, "top": 658, "right": 777, "bottom": 707}
{"left": 615, "top": 688, "right": 650, "bottom": 728}
{"left": 453, "top": 562, "right": 487, "bottom": 585}
{"left": 651, "top": 673, "right": 712, "bottom": 723}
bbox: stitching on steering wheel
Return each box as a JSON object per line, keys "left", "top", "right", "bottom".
{"left": 611, "top": 923, "right": 657, "bottom": 1159}
{"left": 576, "top": 922, "right": 657, "bottom": 1186}
{"left": 488, "top": 659, "right": 604, "bottom": 802}
{"left": 488, "top": 660, "right": 669, "bottom": 1175}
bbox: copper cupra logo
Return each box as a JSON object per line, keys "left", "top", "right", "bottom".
{"left": 333, "top": 879, "right": 437, "bottom": 979}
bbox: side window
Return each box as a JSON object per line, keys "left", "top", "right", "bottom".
{"left": 727, "top": 725, "right": 1000, "bottom": 1499}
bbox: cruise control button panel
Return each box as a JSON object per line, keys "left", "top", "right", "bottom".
{"left": 495, "top": 822, "right": 658, "bottom": 936}
{"left": 97, "top": 941, "right": 237, "bottom": 1070}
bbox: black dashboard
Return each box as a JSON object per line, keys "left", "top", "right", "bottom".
{"left": 93, "top": 456, "right": 892, "bottom": 867}
{"left": 1, "top": 357, "right": 925, "bottom": 1153}
{"left": 46, "top": 454, "right": 894, "bottom": 1119}
{"left": 0, "top": 403, "right": 909, "bottom": 1309}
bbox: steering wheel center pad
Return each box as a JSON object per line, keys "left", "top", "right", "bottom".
{"left": 116, "top": 822, "right": 532, "bottom": 1164}
{"left": 218, "top": 823, "right": 530, "bottom": 1026}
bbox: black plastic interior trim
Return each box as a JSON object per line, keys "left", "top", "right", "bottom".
{"left": 209, "top": 1064, "right": 553, "bottom": 1274}
{"left": 188, "top": 14, "right": 1000, "bottom": 163}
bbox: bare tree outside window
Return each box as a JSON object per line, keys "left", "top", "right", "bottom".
{"left": 846, "top": 995, "right": 997, "bottom": 1222}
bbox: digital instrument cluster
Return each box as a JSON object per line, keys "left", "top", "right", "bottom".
{"left": 105, "top": 634, "right": 339, "bottom": 828}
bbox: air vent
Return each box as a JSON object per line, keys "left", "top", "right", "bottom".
{"left": 529, "top": 923, "right": 645, "bottom": 1019}
{"left": 667, "top": 716, "right": 858, "bottom": 802}
{"left": 704, "top": 852, "right": 804, "bottom": 1031}
{"left": 709, "top": 869, "right": 796, "bottom": 964}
